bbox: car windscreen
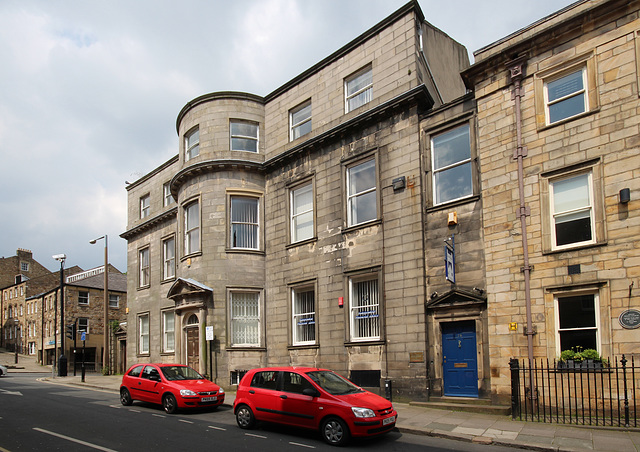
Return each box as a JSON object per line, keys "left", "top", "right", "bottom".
{"left": 161, "top": 366, "right": 204, "bottom": 381}
{"left": 306, "top": 371, "right": 363, "bottom": 395}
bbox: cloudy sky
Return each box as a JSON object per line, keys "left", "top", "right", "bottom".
{"left": 0, "top": 0, "right": 575, "bottom": 273}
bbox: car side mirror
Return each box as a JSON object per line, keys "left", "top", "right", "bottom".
{"left": 302, "top": 388, "right": 320, "bottom": 398}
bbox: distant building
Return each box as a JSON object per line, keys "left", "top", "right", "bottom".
{"left": 1, "top": 249, "right": 128, "bottom": 374}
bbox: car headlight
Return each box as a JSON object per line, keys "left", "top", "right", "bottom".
{"left": 218, "top": 388, "right": 224, "bottom": 394}
{"left": 351, "top": 407, "right": 376, "bottom": 418}
{"left": 180, "top": 389, "right": 198, "bottom": 397}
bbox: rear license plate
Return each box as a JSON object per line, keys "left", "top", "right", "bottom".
{"left": 382, "top": 415, "right": 395, "bottom": 425}
{"left": 201, "top": 396, "right": 217, "bottom": 402}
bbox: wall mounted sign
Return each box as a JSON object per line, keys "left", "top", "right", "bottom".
{"left": 619, "top": 309, "right": 640, "bottom": 329}
{"left": 444, "top": 235, "right": 455, "bottom": 284}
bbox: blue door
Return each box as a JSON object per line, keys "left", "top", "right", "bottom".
{"left": 442, "top": 321, "right": 478, "bottom": 397}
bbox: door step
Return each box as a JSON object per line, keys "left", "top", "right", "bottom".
{"left": 410, "top": 398, "right": 511, "bottom": 415}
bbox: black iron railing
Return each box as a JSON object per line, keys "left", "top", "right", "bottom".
{"left": 510, "top": 355, "right": 637, "bottom": 427}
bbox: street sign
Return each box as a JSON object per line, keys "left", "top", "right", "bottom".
{"left": 444, "top": 235, "right": 455, "bottom": 284}
{"left": 81, "top": 332, "right": 86, "bottom": 341}
{"left": 206, "top": 326, "right": 214, "bottom": 341}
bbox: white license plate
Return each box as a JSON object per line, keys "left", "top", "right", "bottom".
{"left": 382, "top": 416, "right": 395, "bottom": 425}
{"left": 201, "top": 396, "right": 217, "bottom": 402}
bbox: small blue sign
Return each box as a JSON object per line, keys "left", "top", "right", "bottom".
{"left": 81, "top": 332, "right": 86, "bottom": 341}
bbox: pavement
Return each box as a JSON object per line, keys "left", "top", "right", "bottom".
{"left": 2, "top": 348, "right": 640, "bottom": 451}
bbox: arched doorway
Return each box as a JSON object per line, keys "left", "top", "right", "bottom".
{"left": 185, "top": 314, "right": 199, "bottom": 370}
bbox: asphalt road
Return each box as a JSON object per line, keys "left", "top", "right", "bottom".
{"left": 0, "top": 373, "right": 513, "bottom": 451}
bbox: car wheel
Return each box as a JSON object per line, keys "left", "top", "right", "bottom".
{"left": 163, "top": 394, "right": 178, "bottom": 414}
{"left": 120, "top": 388, "right": 133, "bottom": 406}
{"left": 235, "top": 404, "right": 256, "bottom": 429}
{"left": 0, "top": 368, "right": 4, "bottom": 376}
{"left": 321, "top": 417, "right": 350, "bottom": 446}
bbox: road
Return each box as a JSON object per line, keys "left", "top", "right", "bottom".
{"left": 0, "top": 373, "right": 513, "bottom": 451}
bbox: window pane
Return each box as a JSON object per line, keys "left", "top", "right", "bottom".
{"left": 549, "top": 94, "right": 586, "bottom": 124}
{"left": 347, "top": 69, "right": 372, "bottom": 96}
{"left": 559, "top": 329, "right": 597, "bottom": 352}
{"left": 351, "top": 279, "right": 379, "bottom": 340}
{"left": 434, "top": 162, "right": 472, "bottom": 204}
{"left": 292, "top": 184, "right": 313, "bottom": 242}
{"left": 555, "top": 212, "right": 592, "bottom": 246}
{"left": 291, "top": 102, "right": 311, "bottom": 140}
{"left": 291, "top": 103, "right": 311, "bottom": 126}
{"left": 558, "top": 295, "right": 596, "bottom": 328}
{"left": 349, "top": 159, "right": 376, "bottom": 194}
{"left": 231, "top": 121, "right": 258, "bottom": 137}
{"left": 432, "top": 125, "right": 470, "bottom": 170}
{"left": 547, "top": 70, "right": 583, "bottom": 102}
{"left": 350, "top": 190, "right": 377, "bottom": 225}
{"left": 231, "top": 197, "right": 258, "bottom": 249}
{"left": 293, "top": 290, "right": 315, "bottom": 345}
{"left": 186, "top": 128, "right": 199, "bottom": 160}
{"left": 553, "top": 174, "right": 590, "bottom": 213}
{"left": 231, "top": 137, "right": 258, "bottom": 152}
{"left": 231, "top": 292, "right": 260, "bottom": 345}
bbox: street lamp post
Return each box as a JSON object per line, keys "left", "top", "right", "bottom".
{"left": 53, "top": 254, "right": 67, "bottom": 377}
{"left": 14, "top": 319, "right": 19, "bottom": 364}
{"left": 90, "top": 235, "right": 109, "bottom": 375}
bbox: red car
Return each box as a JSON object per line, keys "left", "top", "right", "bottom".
{"left": 233, "top": 367, "right": 397, "bottom": 446}
{"left": 120, "top": 363, "right": 225, "bottom": 414}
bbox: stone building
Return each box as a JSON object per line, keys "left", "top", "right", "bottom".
{"left": 461, "top": 0, "right": 640, "bottom": 401}
{"left": 121, "top": 0, "right": 472, "bottom": 399}
{"left": 122, "top": 0, "right": 640, "bottom": 402}
{"left": 1, "top": 248, "right": 128, "bottom": 374}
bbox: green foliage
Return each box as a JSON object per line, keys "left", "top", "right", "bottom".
{"left": 559, "top": 347, "right": 605, "bottom": 364}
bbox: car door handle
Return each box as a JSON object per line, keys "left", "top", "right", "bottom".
{"left": 249, "top": 390, "right": 255, "bottom": 394}
{"left": 280, "top": 395, "right": 288, "bottom": 399}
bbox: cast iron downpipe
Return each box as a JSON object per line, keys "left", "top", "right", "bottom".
{"left": 508, "top": 59, "right": 534, "bottom": 366}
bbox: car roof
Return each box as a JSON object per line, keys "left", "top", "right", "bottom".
{"left": 248, "top": 366, "right": 330, "bottom": 373}
{"left": 129, "top": 363, "right": 188, "bottom": 368}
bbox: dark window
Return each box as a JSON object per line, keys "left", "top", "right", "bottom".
{"left": 128, "top": 365, "right": 144, "bottom": 377}
{"left": 558, "top": 294, "right": 597, "bottom": 351}
{"left": 349, "top": 370, "right": 381, "bottom": 387}
{"left": 282, "top": 372, "right": 314, "bottom": 394}
{"left": 251, "top": 371, "right": 278, "bottom": 390}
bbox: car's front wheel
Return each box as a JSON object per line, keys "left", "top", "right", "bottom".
{"left": 120, "top": 388, "right": 133, "bottom": 406}
{"left": 235, "top": 404, "right": 256, "bottom": 429}
{"left": 163, "top": 393, "right": 178, "bottom": 414}
{"left": 321, "top": 417, "right": 350, "bottom": 446}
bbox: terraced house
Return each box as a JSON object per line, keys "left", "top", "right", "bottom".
{"left": 122, "top": 0, "right": 640, "bottom": 402}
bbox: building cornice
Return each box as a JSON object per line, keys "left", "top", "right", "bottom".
{"left": 120, "top": 206, "right": 178, "bottom": 241}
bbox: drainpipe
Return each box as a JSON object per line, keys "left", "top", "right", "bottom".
{"left": 508, "top": 59, "right": 534, "bottom": 366}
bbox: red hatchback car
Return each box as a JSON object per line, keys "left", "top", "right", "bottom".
{"left": 120, "top": 363, "right": 225, "bottom": 414}
{"left": 233, "top": 367, "right": 397, "bottom": 446}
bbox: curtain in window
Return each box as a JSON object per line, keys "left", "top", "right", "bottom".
{"left": 232, "top": 197, "right": 258, "bottom": 249}
{"left": 231, "top": 292, "right": 260, "bottom": 345}
{"left": 351, "top": 279, "right": 379, "bottom": 340}
{"left": 291, "top": 184, "right": 313, "bottom": 242}
{"left": 293, "top": 290, "right": 315, "bottom": 344}
{"left": 185, "top": 202, "right": 200, "bottom": 254}
{"left": 140, "top": 315, "right": 149, "bottom": 353}
{"left": 164, "top": 311, "right": 175, "bottom": 352}
{"left": 552, "top": 173, "right": 592, "bottom": 246}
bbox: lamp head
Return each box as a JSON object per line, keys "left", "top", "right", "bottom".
{"left": 52, "top": 254, "right": 66, "bottom": 262}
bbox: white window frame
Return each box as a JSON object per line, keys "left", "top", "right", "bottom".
{"left": 549, "top": 171, "right": 596, "bottom": 251}
{"left": 544, "top": 66, "right": 588, "bottom": 125}
{"left": 109, "top": 294, "right": 119, "bottom": 309}
{"left": 162, "top": 310, "right": 175, "bottom": 353}
{"left": 431, "top": 123, "right": 473, "bottom": 205}
{"left": 139, "top": 313, "right": 150, "bottom": 354}
{"left": 162, "top": 236, "right": 176, "bottom": 280}
{"left": 139, "top": 247, "right": 150, "bottom": 288}
{"left": 184, "top": 201, "right": 200, "bottom": 255}
{"left": 230, "top": 196, "right": 259, "bottom": 250}
{"left": 290, "top": 100, "right": 312, "bottom": 141}
{"left": 349, "top": 276, "right": 380, "bottom": 342}
{"left": 554, "top": 292, "right": 600, "bottom": 356}
{"left": 290, "top": 182, "right": 314, "bottom": 243}
{"left": 163, "top": 183, "right": 174, "bottom": 207}
{"left": 140, "top": 194, "right": 150, "bottom": 219}
{"left": 292, "top": 287, "right": 316, "bottom": 346}
{"left": 78, "top": 317, "right": 89, "bottom": 334}
{"left": 230, "top": 291, "right": 261, "bottom": 347}
{"left": 345, "top": 65, "right": 373, "bottom": 113}
{"left": 185, "top": 127, "right": 200, "bottom": 161}
{"left": 78, "top": 291, "right": 89, "bottom": 306}
{"left": 230, "top": 120, "right": 259, "bottom": 153}
{"left": 346, "top": 159, "right": 377, "bottom": 227}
